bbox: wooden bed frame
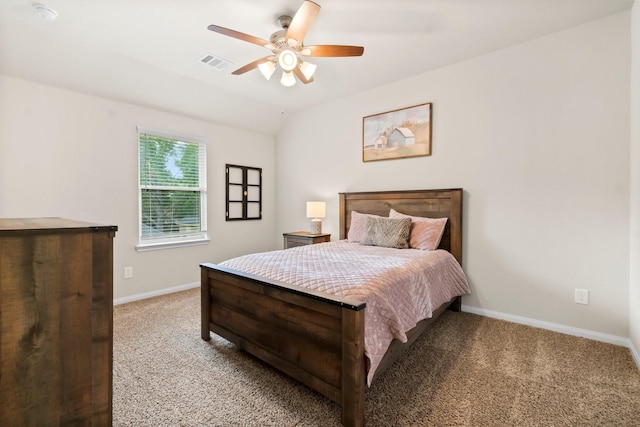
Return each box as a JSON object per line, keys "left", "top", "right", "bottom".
{"left": 201, "top": 188, "right": 464, "bottom": 427}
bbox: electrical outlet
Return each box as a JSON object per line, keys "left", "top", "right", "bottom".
{"left": 124, "top": 267, "right": 133, "bottom": 279}
{"left": 575, "top": 288, "right": 589, "bottom": 305}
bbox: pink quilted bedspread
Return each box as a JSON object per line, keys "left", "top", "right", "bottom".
{"left": 219, "top": 240, "right": 470, "bottom": 384}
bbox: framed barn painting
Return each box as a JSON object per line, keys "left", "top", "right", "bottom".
{"left": 362, "top": 102, "right": 432, "bottom": 162}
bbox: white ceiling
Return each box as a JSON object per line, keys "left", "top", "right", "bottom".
{"left": 0, "top": 0, "right": 633, "bottom": 135}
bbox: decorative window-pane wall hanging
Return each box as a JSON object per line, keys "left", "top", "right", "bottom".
{"left": 226, "top": 164, "right": 262, "bottom": 221}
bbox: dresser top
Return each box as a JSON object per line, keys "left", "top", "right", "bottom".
{"left": 0, "top": 218, "right": 117, "bottom": 235}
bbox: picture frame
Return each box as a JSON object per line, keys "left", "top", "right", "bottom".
{"left": 362, "top": 102, "right": 432, "bottom": 162}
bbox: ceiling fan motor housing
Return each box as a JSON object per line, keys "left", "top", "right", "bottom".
{"left": 277, "top": 15, "right": 292, "bottom": 29}
{"left": 270, "top": 30, "right": 289, "bottom": 48}
{"left": 271, "top": 15, "right": 293, "bottom": 48}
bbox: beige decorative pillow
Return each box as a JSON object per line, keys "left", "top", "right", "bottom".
{"left": 347, "top": 211, "right": 382, "bottom": 242}
{"left": 359, "top": 217, "right": 412, "bottom": 249}
{"left": 389, "top": 208, "right": 447, "bottom": 250}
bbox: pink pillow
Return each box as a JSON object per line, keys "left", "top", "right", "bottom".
{"left": 389, "top": 208, "right": 447, "bottom": 250}
{"left": 347, "top": 211, "right": 382, "bottom": 242}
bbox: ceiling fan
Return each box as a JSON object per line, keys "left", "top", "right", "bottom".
{"left": 207, "top": 0, "right": 364, "bottom": 87}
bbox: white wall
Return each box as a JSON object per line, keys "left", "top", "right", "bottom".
{"left": 0, "top": 75, "right": 276, "bottom": 300}
{"left": 630, "top": 2, "right": 640, "bottom": 359}
{"left": 276, "top": 13, "right": 631, "bottom": 337}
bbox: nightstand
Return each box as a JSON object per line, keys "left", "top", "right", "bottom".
{"left": 283, "top": 231, "right": 331, "bottom": 249}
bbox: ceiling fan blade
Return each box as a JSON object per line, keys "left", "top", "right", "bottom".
{"left": 302, "top": 45, "right": 364, "bottom": 57}
{"left": 232, "top": 56, "right": 272, "bottom": 75}
{"left": 286, "top": 0, "right": 321, "bottom": 45}
{"left": 207, "top": 24, "right": 273, "bottom": 49}
{"left": 293, "top": 67, "right": 314, "bottom": 84}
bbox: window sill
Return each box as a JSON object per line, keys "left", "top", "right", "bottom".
{"left": 135, "top": 238, "right": 210, "bottom": 252}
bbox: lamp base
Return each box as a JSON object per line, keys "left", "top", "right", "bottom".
{"left": 310, "top": 219, "right": 322, "bottom": 234}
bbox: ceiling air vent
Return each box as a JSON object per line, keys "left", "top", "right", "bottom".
{"left": 200, "top": 53, "right": 232, "bottom": 71}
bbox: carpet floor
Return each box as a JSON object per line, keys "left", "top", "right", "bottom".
{"left": 113, "top": 288, "right": 640, "bottom": 426}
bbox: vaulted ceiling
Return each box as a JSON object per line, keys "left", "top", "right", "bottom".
{"left": 0, "top": 0, "right": 633, "bottom": 135}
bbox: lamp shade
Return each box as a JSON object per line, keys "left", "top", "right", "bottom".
{"left": 258, "top": 61, "right": 276, "bottom": 80}
{"left": 299, "top": 61, "right": 317, "bottom": 80}
{"left": 280, "top": 71, "right": 296, "bottom": 87}
{"left": 306, "top": 201, "right": 326, "bottom": 218}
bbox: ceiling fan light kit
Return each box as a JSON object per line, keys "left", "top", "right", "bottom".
{"left": 280, "top": 71, "right": 296, "bottom": 87}
{"left": 207, "top": 0, "right": 363, "bottom": 87}
{"left": 278, "top": 49, "right": 298, "bottom": 72}
{"left": 299, "top": 61, "right": 317, "bottom": 81}
{"left": 258, "top": 61, "right": 276, "bottom": 80}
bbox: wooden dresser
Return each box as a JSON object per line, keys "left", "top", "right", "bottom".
{"left": 0, "top": 218, "right": 117, "bottom": 426}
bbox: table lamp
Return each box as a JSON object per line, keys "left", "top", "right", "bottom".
{"left": 306, "top": 201, "right": 326, "bottom": 234}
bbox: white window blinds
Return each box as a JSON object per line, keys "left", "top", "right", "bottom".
{"left": 137, "top": 126, "right": 207, "bottom": 250}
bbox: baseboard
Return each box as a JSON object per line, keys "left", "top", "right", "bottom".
{"left": 630, "top": 340, "right": 640, "bottom": 371}
{"left": 462, "top": 305, "right": 630, "bottom": 348}
{"left": 114, "top": 282, "right": 199, "bottom": 306}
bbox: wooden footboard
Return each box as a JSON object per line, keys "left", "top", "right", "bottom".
{"left": 201, "top": 263, "right": 367, "bottom": 427}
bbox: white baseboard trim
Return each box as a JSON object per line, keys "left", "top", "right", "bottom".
{"left": 630, "top": 341, "right": 640, "bottom": 371}
{"left": 462, "top": 305, "right": 631, "bottom": 348}
{"left": 114, "top": 282, "right": 199, "bottom": 306}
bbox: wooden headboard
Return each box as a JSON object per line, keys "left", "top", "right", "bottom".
{"left": 338, "top": 189, "right": 463, "bottom": 264}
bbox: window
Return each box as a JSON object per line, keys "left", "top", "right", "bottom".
{"left": 226, "top": 164, "right": 262, "bottom": 221}
{"left": 137, "top": 126, "right": 208, "bottom": 251}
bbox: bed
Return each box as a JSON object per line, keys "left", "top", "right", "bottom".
{"left": 200, "top": 188, "right": 468, "bottom": 426}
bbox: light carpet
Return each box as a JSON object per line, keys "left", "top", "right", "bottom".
{"left": 113, "top": 288, "right": 640, "bottom": 426}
